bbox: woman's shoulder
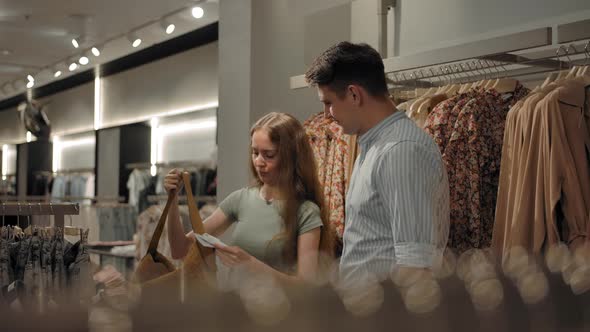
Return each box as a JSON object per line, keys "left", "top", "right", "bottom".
{"left": 226, "top": 186, "right": 259, "bottom": 199}
{"left": 298, "top": 200, "right": 321, "bottom": 215}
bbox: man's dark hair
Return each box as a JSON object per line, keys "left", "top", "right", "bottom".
{"left": 305, "top": 41, "right": 388, "bottom": 98}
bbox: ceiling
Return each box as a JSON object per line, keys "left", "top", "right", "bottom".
{"left": 0, "top": 0, "right": 219, "bottom": 101}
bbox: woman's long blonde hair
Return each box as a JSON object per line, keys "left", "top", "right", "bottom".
{"left": 250, "top": 112, "right": 334, "bottom": 266}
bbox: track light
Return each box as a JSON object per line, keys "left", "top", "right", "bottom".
{"left": 26, "top": 81, "right": 34, "bottom": 89}
{"left": 52, "top": 64, "right": 63, "bottom": 78}
{"left": 91, "top": 46, "right": 101, "bottom": 57}
{"left": 71, "top": 36, "right": 85, "bottom": 49}
{"left": 161, "top": 19, "right": 175, "bottom": 35}
{"left": 69, "top": 62, "right": 78, "bottom": 71}
{"left": 27, "top": 74, "right": 34, "bottom": 82}
{"left": 128, "top": 33, "right": 142, "bottom": 48}
{"left": 192, "top": 6, "right": 204, "bottom": 19}
{"left": 79, "top": 56, "right": 89, "bottom": 65}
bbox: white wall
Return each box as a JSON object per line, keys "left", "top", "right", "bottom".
{"left": 100, "top": 42, "right": 219, "bottom": 128}
{"left": 0, "top": 82, "right": 94, "bottom": 145}
{"left": 218, "top": 0, "right": 353, "bottom": 200}
{"left": 218, "top": 0, "right": 253, "bottom": 201}
{"left": 396, "top": 0, "right": 590, "bottom": 56}
{"left": 0, "top": 107, "right": 24, "bottom": 144}
{"left": 157, "top": 108, "right": 217, "bottom": 165}
{"left": 57, "top": 132, "right": 96, "bottom": 171}
{"left": 39, "top": 82, "right": 94, "bottom": 136}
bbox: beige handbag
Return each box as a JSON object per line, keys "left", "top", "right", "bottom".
{"left": 134, "top": 172, "right": 216, "bottom": 292}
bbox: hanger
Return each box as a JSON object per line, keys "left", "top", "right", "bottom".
{"left": 1, "top": 203, "right": 7, "bottom": 241}
{"left": 38, "top": 203, "right": 53, "bottom": 238}
{"left": 24, "top": 203, "right": 33, "bottom": 236}
{"left": 564, "top": 44, "right": 581, "bottom": 79}
{"left": 394, "top": 73, "right": 412, "bottom": 111}
{"left": 444, "top": 65, "right": 462, "bottom": 95}
{"left": 458, "top": 62, "right": 474, "bottom": 93}
{"left": 541, "top": 46, "right": 565, "bottom": 87}
{"left": 13, "top": 202, "right": 24, "bottom": 240}
{"left": 555, "top": 45, "right": 572, "bottom": 81}
{"left": 578, "top": 42, "right": 590, "bottom": 77}
{"left": 49, "top": 203, "right": 61, "bottom": 238}
{"left": 575, "top": 42, "right": 590, "bottom": 84}
{"left": 408, "top": 72, "right": 430, "bottom": 116}
{"left": 64, "top": 204, "right": 82, "bottom": 236}
{"left": 491, "top": 62, "right": 518, "bottom": 93}
{"left": 469, "top": 60, "right": 484, "bottom": 88}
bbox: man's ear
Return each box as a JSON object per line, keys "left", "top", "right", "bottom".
{"left": 347, "top": 85, "right": 363, "bottom": 106}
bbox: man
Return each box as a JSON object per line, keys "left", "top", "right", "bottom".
{"left": 305, "top": 42, "right": 449, "bottom": 285}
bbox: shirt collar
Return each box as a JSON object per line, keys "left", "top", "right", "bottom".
{"left": 358, "top": 111, "right": 406, "bottom": 149}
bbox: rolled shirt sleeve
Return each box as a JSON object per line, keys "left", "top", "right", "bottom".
{"left": 374, "top": 141, "right": 450, "bottom": 268}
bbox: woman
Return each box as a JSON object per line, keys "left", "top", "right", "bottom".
{"left": 165, "top": 112, "right": 334, "bottom": 284}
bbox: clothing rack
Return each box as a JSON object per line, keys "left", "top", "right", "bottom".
{"left": 126, "top": 160, "right": 212, "bottom": 171}
{"left": 147, "top": 194, "right": 216, "bottom": 204}
{"left": 0, "top": 202, "right": 79, "bottom": 230}
{"left": 0, "top": 195, "right": 125, "bottom": 203}
{"left": 290, "top": 17, "right": 590, "bottom": 89}
{"left": 35, "top": 168, "right": 95, "bottom": 176}
{"left": 387, "top": 40, "right": 590, "bottom": 91}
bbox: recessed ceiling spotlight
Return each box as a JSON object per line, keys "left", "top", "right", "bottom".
{"left": 54, "top": 70, "right": 62, "bottom": 78}
{"left": 161, "top": 19, "right": 176, "bottom": 35}
{"left": 128, "top": 32, "right": 142, "bottom": 48}
{"left": 26, "top": 81, "right": 34, "bottom": 89}
{"left": 27, "top": 74, "right": 34, "bottom": 82}
{"left": 69, "top": 62, "right": 78, "bottom": 71}
{"left": 79, "top": 56, "right": 89, "bottom": 65}
{"left": 91, "top": 46, "right": 101, "bottom": 57}
{"left": 192, "top": 6, "right": 204, "bottom": 19}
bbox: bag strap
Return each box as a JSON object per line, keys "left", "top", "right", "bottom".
{"left": 147, "top": 191, "right": 177, "bottom": 256}
{"left": 181, "top": 172, "right": 206, "bottom": 235}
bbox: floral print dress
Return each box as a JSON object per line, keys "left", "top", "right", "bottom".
{"left": 424, "top": 85, "right": 529, "bottom": 253}
{"left": 304, "top": 113, "right": 353, "bottom": 239}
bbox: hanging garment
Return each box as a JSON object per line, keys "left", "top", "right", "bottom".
{"left": 410, "top": 93, "right": 450, "bottom": 128}
{"left": 424, "top": 88, "right": 483, "bottom": 153}
{"left": 495, "top": 79, "right": 590, "bottom": 255}
{"left": 492, "top": 85, "right": 556, "bottom": 255}
{"left": 51, "top": 229, "right": 66, "bottom": 300}
{"left": 40, "top": 231, "right": 53, "bottom": 307}
{"left": 0, "top": 225, "right": 92, "bottom": 308}
{"left": 29, "top": 231, "right": 42, "bottom": 311}
{"left": 70, "top": 175, "right": 88, "bottom": 202}
{"left": 15, "top": 236, "right": 31, "bottom": 281}
{"left": 51, "top": 175, "right": 67, "bottom": 202}
{"left": 68, "top": 230, "right": 92, "bottom": 302}
{"left": 84, "top": 174, "right": 95, "bottom": 205}
{"left": 0, "top": 227, "right": 12, "bottom": 289}
{"left": 127, "top": 169, "right": 152, "bottom": 210}
{"left": 425, "top": 84, "right": 529, "bottom": 254}
{"left": 304, "top": 112, "right": 351, "bottom": 239}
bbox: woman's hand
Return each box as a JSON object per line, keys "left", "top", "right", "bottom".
{"left": 214, "top": 243, "right": 258, "bottom": 270}
{"left": 163, "top": 168, "right": 183, "bottom": 195}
